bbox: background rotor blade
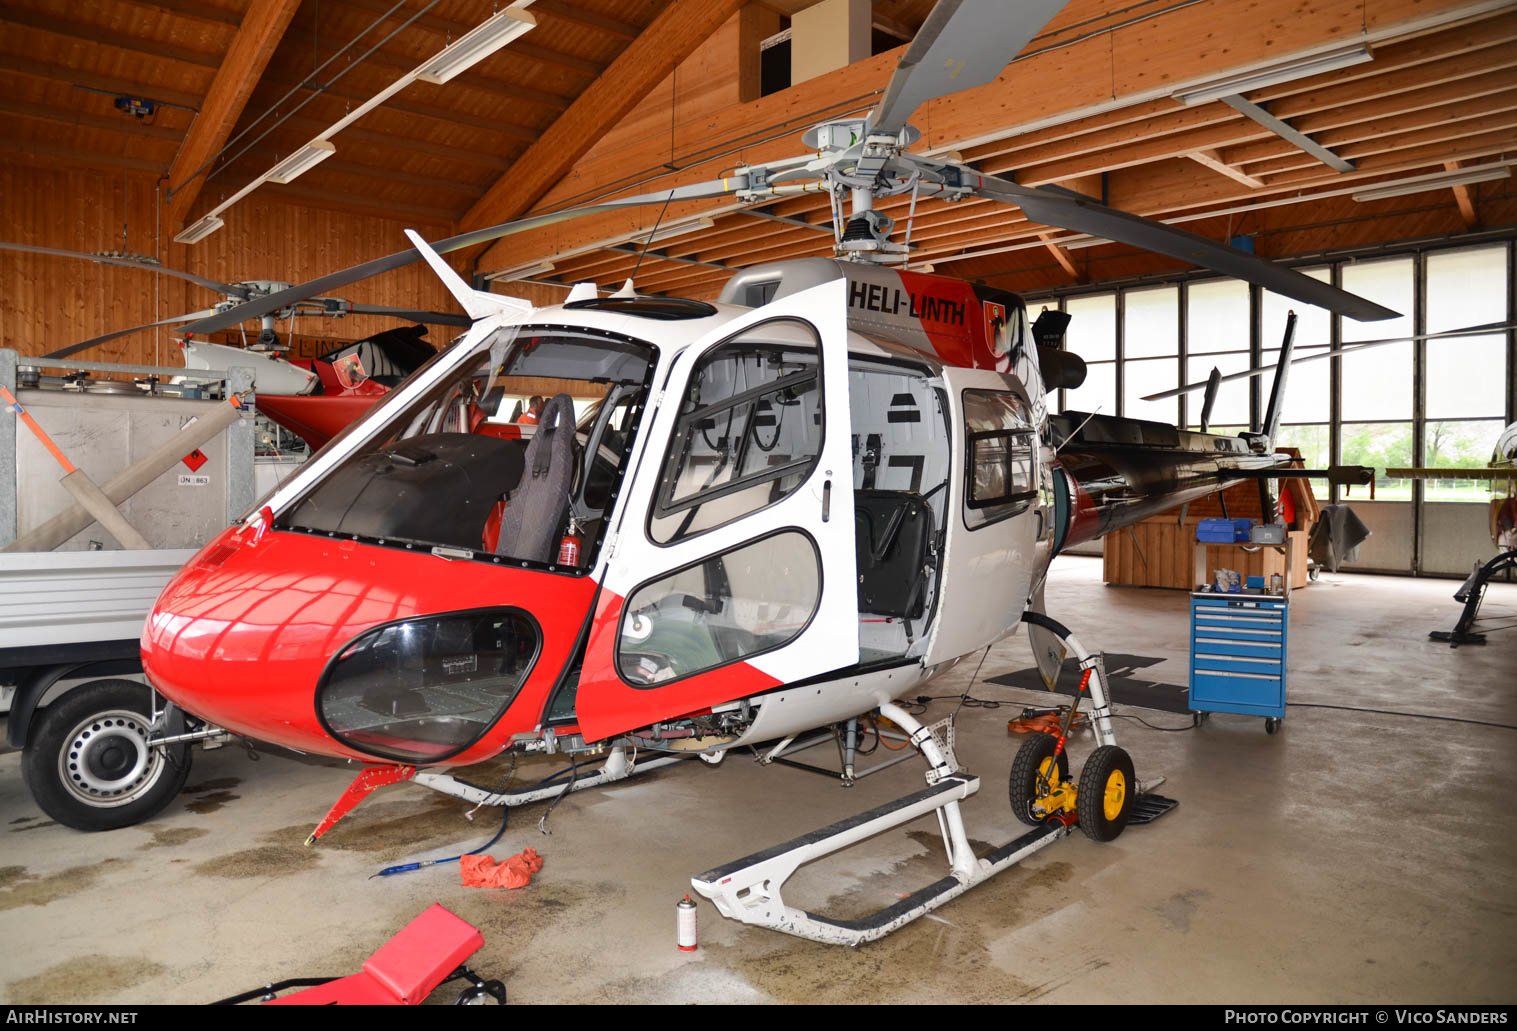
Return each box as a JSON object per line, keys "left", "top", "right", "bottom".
{"left": 975, "top": 176, "right": 1401, "bottom": 322}
{"left": 870, "top": 0, "right": 1069, "bottom": 136}
{"left": 185, "top": 176, "right": 749, "bottom": 337}
{"left": 40, "top": 309, "right": 222, "bottom": 361}
{"left": 0, "top": 241, "right": 244, "bottom": 297}
{"left": 1141, "top": 322, "right": 1517, "bottom": 401}
{"left": 340, "top": 303, "right": 473, "bottom": 327}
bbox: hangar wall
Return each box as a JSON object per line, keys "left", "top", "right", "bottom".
{"left": 0, "top": 161, "right": 462, "bottom": 368}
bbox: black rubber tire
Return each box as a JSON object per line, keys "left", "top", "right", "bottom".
{"left": 1265, "top": 717, "right": 1281, "bottom": 735}
{"left": 1009, "top": 732, "right": 1070, "bottom": 827}
{"left": 1076, "top": 744, "right": 1135, "bottom": 843}
{"left": 21, "top": 679, "right": 192, "bottom": 832}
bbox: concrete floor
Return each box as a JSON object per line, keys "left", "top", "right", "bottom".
{"left": 2, "top": 556, "right": 1514, "bottom": 1005}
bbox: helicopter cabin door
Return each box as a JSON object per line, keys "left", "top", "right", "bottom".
{"left": 573, "top": 280, "right": 859, "bottom": 743}
{"left": 922, "top": 367, "right": 1044, "bottom": 666}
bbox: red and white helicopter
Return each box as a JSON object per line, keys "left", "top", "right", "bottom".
{"left": 137, "top": 0, "right": 1398, "bottom": 945}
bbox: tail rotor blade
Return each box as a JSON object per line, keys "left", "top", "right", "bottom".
{"left": 973, "top": 175, "right": 1401, "bottom": 322}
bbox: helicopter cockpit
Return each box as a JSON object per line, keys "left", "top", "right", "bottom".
{"left": 276, "top": 325, "right": 657, "bottom": 573}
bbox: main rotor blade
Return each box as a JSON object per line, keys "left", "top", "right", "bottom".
{"left": 185, "top": 176, "right": 748, "bottom": 336}
{"left": 871, "top": 0, "right": 1069, "bottom": 137}
{"left": 40, "top": 309, "right": 222, "bottom": 361}
{"left": 0, "top": 242, "right": 244, "bottom": 297}
{"left": 338, "top": 303, "right": 473, "bottom": 327}
{"left": 974, "top": 176, "right": 1401, "bottom": 322}
{"left": 1142, "top": 322, "right": 1517, "bottom": 401}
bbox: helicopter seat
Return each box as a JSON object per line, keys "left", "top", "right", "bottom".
{"left": 853, "top": 489, "right": 931, "bottom": 619}
{"left": 494, "top": 393, "right": 576, "bottom": 564}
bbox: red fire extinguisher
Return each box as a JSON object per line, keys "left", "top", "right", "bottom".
{"left": 557, "top": 517, "right": 581, "bottom": 567}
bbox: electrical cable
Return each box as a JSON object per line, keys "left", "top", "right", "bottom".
{"left": 371, "top": 758, "right": 597, "bottom": 877}
{"left": 952, "top": 646, "right": 994, "bottom": 722}
{"left": 1285, "top": 702, "right": 1517, "bottom": 731}
{"left": 538, "top": 761, "right": 581, "bottom": 835}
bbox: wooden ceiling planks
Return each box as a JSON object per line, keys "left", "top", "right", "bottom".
{"left": 2, "top": 0, "right": 1514, "bottom": 327}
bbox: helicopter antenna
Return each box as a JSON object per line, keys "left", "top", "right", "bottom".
{"left": 629, "top": 189, "right": 676, "bottom": 290}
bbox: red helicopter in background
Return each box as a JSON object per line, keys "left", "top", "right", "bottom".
{"left": 132, "top": 0, "right": 1400, "bottom": 945}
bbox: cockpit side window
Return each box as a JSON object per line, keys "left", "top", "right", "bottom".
{"left": 649, "top": 318, "right": 824, "bottom": 545}
{"left": 962, "top": 389, "right": 1036, "bottom": 529}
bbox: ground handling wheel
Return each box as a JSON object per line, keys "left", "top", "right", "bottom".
{"left": 1076, "top": 744, "right": 1135, "bottom": 843}
{"left": 21, "top": 679, "right": 192, "bottom": 831}
{"left": 1009, "top": 732, "right": 1072, "bottom": 826}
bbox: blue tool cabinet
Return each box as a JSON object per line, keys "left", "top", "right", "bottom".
{"left": 1189, "top": 593, "right": 1287, "bottom": 734}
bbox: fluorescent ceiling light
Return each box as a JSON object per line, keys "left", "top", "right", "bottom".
{"left": 1171, "top": 44, "right": 1373, "bottom": 106}
{"left": 633, "top": 218, "right": 714, "bottom": 246}
{"left": 267, "top": 140, "right": 336, "bottom": 185}
{"left": 1351, "top": 163, "right": 1511, "bottom": 202}
{"left": 487, "top": 261, "right": 555, "bottom": 283}
{"left": 174, "top": 214, "right": 224, "bottom": 245}
{"left": 416, "top": 7, "right": 537, "bottom": 85}
{"left": 1060, "top": 236, "right": 1112, "bottom": 250}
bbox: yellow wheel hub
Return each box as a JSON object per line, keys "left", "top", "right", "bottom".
{"left": 1102, "top": 769, "right": 1127, "bottom": 821}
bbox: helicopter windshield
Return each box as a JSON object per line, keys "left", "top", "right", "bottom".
{"left": 276, "top": 325, "right": 657, "bottom": 571}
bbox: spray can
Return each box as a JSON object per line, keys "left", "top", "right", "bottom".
{"left": 676, "top": 894, "right": 698, "bottom": 952}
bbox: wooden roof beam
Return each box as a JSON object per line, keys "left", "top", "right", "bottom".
{"left": 1188, "top": 149, "right": 1266, "bottom": 189}
{"left": 1444, "top": 160, "right": 1480, "bottom": 227}
{"left": 466, "top": 0, "right": 746, "bottom": 272}
{"left": 1266, "top": 47, "right": 1517, "bottom": 122}
{"left": 166, "top": 0, "right": 301, "bottom": 230}
{"left": 960, "top": 10, "right": 1517, "bottom": 170}
{"left": 1230, "top": 81, "right": 1517, "bottom": 169}
{"left": 1241, "top": 96, "right": 1517, "bottom": 177}
{"left": 1039, "top": 232, "right": 1082, "bottom": 281}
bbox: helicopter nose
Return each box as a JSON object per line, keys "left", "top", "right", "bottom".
{"left": 142, "top": 525, "right": 596, "bottom": 763}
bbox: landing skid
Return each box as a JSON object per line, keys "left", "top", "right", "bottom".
{"left": 1430, "top": 549, "right": 1516, "bottom": 647}
{"left": 691, "top": 616, "right": 1139, "bottom": 946}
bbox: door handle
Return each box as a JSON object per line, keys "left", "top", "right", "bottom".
{"left": 822, "top": 478, "right": 832, "bottom": 522}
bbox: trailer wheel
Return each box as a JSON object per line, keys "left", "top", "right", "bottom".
{"left": 1076, "top": 744, "right": 1135, "bottom": 843}
{"left": 21, "top": 679, "right": 192, "bottom": 831}
{"left": 1009, "top": 732, "right": 1070, "bottom": 826}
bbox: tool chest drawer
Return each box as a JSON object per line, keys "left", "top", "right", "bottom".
{"left": 1189, "top": 595, "right": 1287, "bottom": 720}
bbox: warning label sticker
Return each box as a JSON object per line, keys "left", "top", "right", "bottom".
{"left": 178, "top": 474, "right": 210, "bottom": 487}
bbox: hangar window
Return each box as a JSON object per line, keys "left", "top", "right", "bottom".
{"left": 963, "top": 390, "right": 1035, "bottom": 529}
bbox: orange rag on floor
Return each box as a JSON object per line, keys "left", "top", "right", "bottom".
{"left": 459, "top": 848, "right": 543, "bottom": 889}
